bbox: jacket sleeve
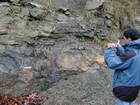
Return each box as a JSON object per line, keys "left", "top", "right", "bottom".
{"left": 116, "top": 48, "right": 124, "bottom": 56}
{"left": 104, "top": 48, "right": 134, "bottom": 70}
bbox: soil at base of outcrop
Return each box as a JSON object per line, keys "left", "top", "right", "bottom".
{"left": 39, "top": 67, "right": 140, "bottom": 105}
{"left": 39, "top": 67, "right": 117, "bottom": 105}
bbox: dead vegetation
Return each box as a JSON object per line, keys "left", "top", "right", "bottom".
{"left": 0, "top": 93, "right": 44, "bottom": 105}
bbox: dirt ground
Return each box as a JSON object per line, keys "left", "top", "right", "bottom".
{"left": 39, "top": 66, "right": 140, "bottom": 105}
{"left": 39, "top": 67, "right": 118, "bottom": 105}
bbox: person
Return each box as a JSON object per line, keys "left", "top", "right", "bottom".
{"left": 104, "top": 28, "right": 140, "bottom": 105}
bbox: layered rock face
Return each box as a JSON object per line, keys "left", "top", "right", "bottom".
{"left": 0, "top": 1, "right": 140, "bottom": 104}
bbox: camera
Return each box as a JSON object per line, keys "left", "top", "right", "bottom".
{"left": 114, "top": 40, "right": 120, "bottom": 48}
{"left": 114, "top": 44, "right": 118, "bottom": 48}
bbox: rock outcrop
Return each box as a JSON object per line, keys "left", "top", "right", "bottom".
{"left": 0, "top": 0, "right": 140, "bottom": 101}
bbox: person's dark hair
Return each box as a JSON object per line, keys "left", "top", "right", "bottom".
{"left": 123, "top": 29, "right": 140, "bottom": 41}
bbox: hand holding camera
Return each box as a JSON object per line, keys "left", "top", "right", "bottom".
{"left": 107, "top": 40, "right": 121, "bottom": 49}
{"left": 114, "top": 40, "right": 120, "bottom": 48}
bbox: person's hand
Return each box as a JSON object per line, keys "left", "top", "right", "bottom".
{"left": 107, "top": 43, "right": 115, "bottom": 48}
{"left": 107, "top": 43, "right": 122, "bottom": 49}
{"left": 115, "top": 43, "right": 122, "bottom": 49}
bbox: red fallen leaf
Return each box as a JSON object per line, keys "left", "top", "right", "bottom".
{"left": 9, "top": 101, "right": 15, "bottom": 105}
{"left": 0, "top": 93, "right": 44, "bottom": 105}
{"left": 17, "top": 97, "right": 24, "bottom": 103}
{"left": 1, "top": 95, "right": 7, "bottom": 101}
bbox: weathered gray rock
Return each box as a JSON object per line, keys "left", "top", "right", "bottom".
{"left": 18, "top": 67, "right": 34, "bottom": 84}
{"left": 85, "top": 0, "right": 103, "bottom": 10}
{"left": 0, "top": 2, "right": 9, "bottom": 7}
{"left": 0, "top": 1, "right": 140, "bottom": 104}
{"left": 0, "top": 35, "right": 16, "bottom": 45}
{"left": 29, "top": 8, "right": 45, "bottom": 20}
{"left": 21, "top": 7, "right": 30, "bottom": 17}
{"left": 134, "top": 17, "right": 140, "bottom": 30}
{"left": 56, "top": 13, "right": 68, "bottom": 21}
{"left": 0, "top": 45, "right": 5, "bottom": 53}
{"left": 10, "top": 0, "right": 19, "bottom": 2}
